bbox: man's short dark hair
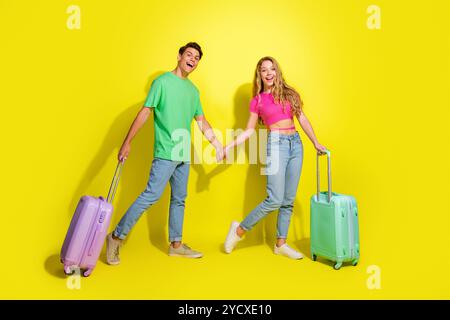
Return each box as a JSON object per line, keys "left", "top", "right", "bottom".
{"left": 179, "top": 42, "right": 203, "bottom": 60}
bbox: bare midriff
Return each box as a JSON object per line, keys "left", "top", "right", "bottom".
{"left": 268, "top": 119, "right": 297, "bottom": 135}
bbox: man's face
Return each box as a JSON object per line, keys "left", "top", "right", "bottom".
{"left": 178, "top": 47, "right": 201, "bottom": 74}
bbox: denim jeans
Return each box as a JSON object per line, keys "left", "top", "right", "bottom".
{"left": 113, "top": 157, "right": 190, "bottom": 242}
{"left": 240, "top": 131, "right": 303, "bottom": 239}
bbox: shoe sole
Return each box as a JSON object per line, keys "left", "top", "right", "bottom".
{"left": 224, "top": 222, "right": 240, "bottom": 254}
{"left": 274, "top": 251, "right": 304, "bottom": 260}
{"left": 168, "top": 253, "right": 203, "bottom": 258}
{"left": 224, "top": 245, "right": 235, "bottom": 254}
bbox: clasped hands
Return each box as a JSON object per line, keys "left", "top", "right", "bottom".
{"left": 214, "top": 143, "right": 229, "bottom": 163}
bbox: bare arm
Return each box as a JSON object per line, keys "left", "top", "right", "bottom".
{"left": 195, "top": 114, "right": 224, "bottom": 161}
{"left": 118, "top": 107, "right": 152, "bottom": 161}
{"left": 195, "top": 115, "right": 222, "bottom": 148}
{"left": 297, "top": 111, "right": 327, "bottom": 154}
{"left": 224, "top": 112, "right": 259, "bottom": 154}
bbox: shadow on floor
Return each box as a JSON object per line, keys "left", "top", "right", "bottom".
{"left": 44, "top": 254, "right": 66, "bottom": 279}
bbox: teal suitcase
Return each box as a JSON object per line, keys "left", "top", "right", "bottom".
{"left": 310, "top": 151, "right": 360, "bottom": 270}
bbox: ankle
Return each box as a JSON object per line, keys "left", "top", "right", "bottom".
{"left": 276, "top": 239, "right": 286, "bottom": 247}
{"left": 171, "top": 241, "right": 182, "bottom": 249}
{"left": 236, "top": 226, "right": 245, "bottom": 238}
{"left": 112, "top": 234, "right": 122, "bottom": 241}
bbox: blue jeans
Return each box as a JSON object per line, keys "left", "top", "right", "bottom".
{"left": 240, "top": 132, "right": 303, "bottom": 239}
{"left": 113, "top": 157, "right": 190, "bottom": 242}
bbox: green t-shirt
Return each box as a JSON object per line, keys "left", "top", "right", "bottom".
{"left": 144, "top": 72, "right": 204, "bottom": 162}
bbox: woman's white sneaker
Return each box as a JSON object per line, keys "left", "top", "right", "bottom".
{"left": 274, "top": 244, "right": 304, "bottom": 260}
{"left": 224, "top": 221, "right": 242, "bottom": 253}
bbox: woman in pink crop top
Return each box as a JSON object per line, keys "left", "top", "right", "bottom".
{"left": 223, "top": 56, "right": 327, "bottom": 259}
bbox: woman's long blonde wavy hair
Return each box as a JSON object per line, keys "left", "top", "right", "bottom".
{"left": 253, "top": 56, "right": 303, "bottom": 118}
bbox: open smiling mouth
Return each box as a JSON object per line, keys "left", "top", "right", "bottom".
{"left": 186, "top": 62, "right": 194, "bottom": 68}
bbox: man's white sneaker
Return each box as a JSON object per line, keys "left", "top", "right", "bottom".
{"left": 106, "top": 233, "right": 122, "bottom": 265}
{"left": 224, "top": 221, "right": 242, "bottom": 254}
{"left": 274, "top": 244, "right": 304, "bottom": 260}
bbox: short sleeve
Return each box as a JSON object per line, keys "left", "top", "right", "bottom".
{"left": 194, "top": 92, "right": 204, "bottom": 117}
{"left": 249, "top": 96, "right": 259, "bottom": 114}
{"left": 143, "top": 79, "right": 162, "bottom": 108}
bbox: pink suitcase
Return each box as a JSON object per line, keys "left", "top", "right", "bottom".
{"left": 60, "top": 162, "right": 123, "bottom": 277}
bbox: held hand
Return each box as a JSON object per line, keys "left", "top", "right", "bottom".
{"left": 118, "top": 142, "right": 130, "bottom": 162}
{"left": 223, "top": 145, "right": 234, "bottom": 161}
{"left": 223, "top": 146, "right": 229, "bottom": 160}
{"left": 215, "top": 145, "right": 225, "bottom": 162}
{"left": 314, "top": 142, "right": 327, "bottom": 155}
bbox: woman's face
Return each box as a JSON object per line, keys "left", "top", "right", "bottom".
{"left": 260, "top": 60, "right": 276, "bottom": 90}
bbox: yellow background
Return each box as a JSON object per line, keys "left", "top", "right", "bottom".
{"left": 1, "top": 0, "right": 449, "bottom": 299}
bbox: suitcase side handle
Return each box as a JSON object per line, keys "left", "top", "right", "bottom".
{"left": 317, "top": 150, "right": 332, "bottom": 203}
{"left": 107, "top": 161, "right": 124, "bottom": 203}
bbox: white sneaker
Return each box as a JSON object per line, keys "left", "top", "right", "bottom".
{"left": 106, "top": 233, "right": 122, "bottom": 265}
{"left": 274, "top": 244, "right": 304, "bottom": 260}
{"left": 224, "top": 221, "right": 242, "bottom": 254}
{"left": 168, "top": 243, "right": 203, "bottom": 258}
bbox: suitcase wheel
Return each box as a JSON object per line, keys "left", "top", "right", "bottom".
{"left": 83, "top": 269, "right": 93, "bottom": 277}
{"left": 64, "top": 265, "right": 75, "bottom": 276}
{"left": 352, "top": 260, "right": 358, "bottom": 266}
{"left": 312, "top": 254, "right": 317, "bottom": 261}
{"left": 333, "top": 262, "right": 342, "bottom": 270}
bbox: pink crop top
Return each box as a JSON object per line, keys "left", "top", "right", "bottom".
{"left": 249, "top": 92, "right": 293, "bottom": 127}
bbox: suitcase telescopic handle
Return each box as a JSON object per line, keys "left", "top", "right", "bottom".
{"left": 317, "top": 150, "right": 332, "bottom": 203}
{"left": 107, "top": 161, "right": 124, "bottom": 203}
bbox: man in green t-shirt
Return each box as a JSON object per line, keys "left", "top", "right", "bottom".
{"left": 106, "top": 42, "right": 223, "bottom": 263}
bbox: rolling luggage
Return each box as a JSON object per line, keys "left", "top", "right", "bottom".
{"left": 60, "top": 161, "right": 123, "bottom": 277}
{"left": 310, "top": 151, "right": 360, "bottom": 270}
